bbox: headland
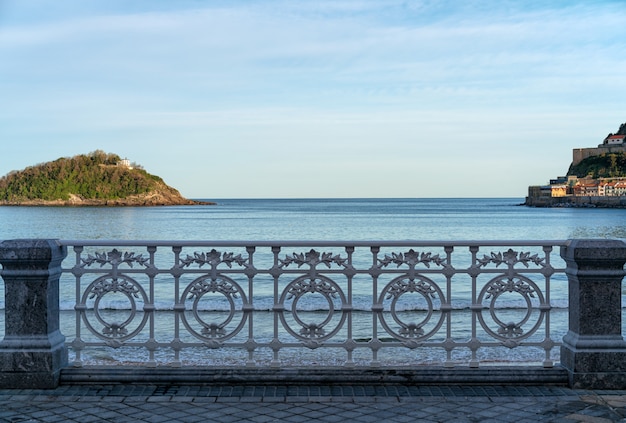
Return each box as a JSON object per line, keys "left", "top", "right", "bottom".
{"left": 525, "top": 122, "right": 626, "bottom": 208}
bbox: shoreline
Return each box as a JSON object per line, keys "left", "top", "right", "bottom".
{"left": 0, "top": 193, "right": 216, "bottom": 207}
{"left": 0, "top": 200, "right": 216, "bottom": 207}
{"left": 524, "top": 195, "right": 626, "bottom": 208}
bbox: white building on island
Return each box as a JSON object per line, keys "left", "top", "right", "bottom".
{"left": 602, "top": 134, "right": 626, "bottom": 146}
{"left": 118, "top": 158, "right": 133, "bottom": 169}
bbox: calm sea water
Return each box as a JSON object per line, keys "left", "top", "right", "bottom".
{"left": 1, "top": 198, "right": 625, "bottom": 364}
{"left": 2, "top": 197, "right": 625, "bottom": 241}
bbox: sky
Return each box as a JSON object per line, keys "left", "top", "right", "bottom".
{"left": 1, "top": 0, "right": 625, "bottom": 199}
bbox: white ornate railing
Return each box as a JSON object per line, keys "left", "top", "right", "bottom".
{"left": 58, "top": 240, "right": 568, "bottom": 369}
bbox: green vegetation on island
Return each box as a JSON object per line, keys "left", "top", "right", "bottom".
{"left": 0, "top": 151, "right": 211, "bottom": 206}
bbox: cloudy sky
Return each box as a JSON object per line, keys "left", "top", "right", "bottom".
{"left": 1, "top": 0, "right": 625, "bottom": 199}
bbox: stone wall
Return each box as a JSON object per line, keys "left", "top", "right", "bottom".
{"left": 572, "top": 145, "right": 626, "bottom": 167}
{"left": 525, "top": 195, "right": 626, "bottom": 208}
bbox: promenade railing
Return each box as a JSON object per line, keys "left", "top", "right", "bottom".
{"left": 1, "top": 239, "right": 626, "bottom": 389}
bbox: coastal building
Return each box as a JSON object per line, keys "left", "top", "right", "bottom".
{"left": 571, "top": 122, "right": 626, "bottom": 166}
{"left": 527, "top": 185, "right": 552, "bottom": 198}
{"left": 550, "top": 185, "right": 568, "bottom": 197}
{"left": 612, "top": 181, "right": 626, "bottom": 196}
{"left": 598, "top": 181, "right": 614, "bottom": 196}
{"left": 118, "top": 158, "right": 133, "bottom": 169}
{"left": 603, "top": 134, "right": 626, "bottom": 146}
{"left": 572, "top": 179, "right": 599, "bottom": 197}
{"left": 595, "top": 178, "right": 626, "bottom": 197}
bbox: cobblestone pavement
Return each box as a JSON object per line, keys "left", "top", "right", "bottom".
{"left": 2, "top": 385, "right": 626, "bottom": 422}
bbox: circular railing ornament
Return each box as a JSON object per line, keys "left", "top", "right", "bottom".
{"left": 476, "top": 275, "right": 545, "bottom": 343}
{"left": 80, "top": 274, "right": 150, "bottom": 342}
{"left": 180, "top": 275, "right": 248, "bottom": 342}
{"left": 377, "top": 275, "right": 445, "bottom": 341}
{"left": 278, "top": 275, "right": 347, "bottom": 344}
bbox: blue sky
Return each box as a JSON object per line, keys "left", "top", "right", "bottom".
{"left": 1, "top": 0, "right": 625, "bottom": 199}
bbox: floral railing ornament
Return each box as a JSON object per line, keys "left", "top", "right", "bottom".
{"left": 180, "top": 249, "right": 248, "bottom": 269}
{"left": 477, "top": 248, "right": 546, "bottom": 269}
{"left": 279, "top": 249, "right": 348, "bottom": 269}
{"left": 81, "top": 248, "right": 151, "bottom": 268}
{"left": 377, "top": 249, "right": 448, "bottom": 269}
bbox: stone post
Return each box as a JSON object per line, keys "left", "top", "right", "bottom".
{"left": 0, "top": 239, "right": 68, "bottom": 388}
{"left": 560, "top": 239, "right": 626, "bottom": 389}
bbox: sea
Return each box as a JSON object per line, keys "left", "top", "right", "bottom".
{"left": 1, "top": 198, "right": 625, "bottom": 365}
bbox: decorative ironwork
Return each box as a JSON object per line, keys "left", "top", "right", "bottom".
{"left": 280, "top": 249, "right": 347, "bottom": 268}
{"left": 385, "top": 278, "right": 438, "bottom": 300}
{"left": 88, "top": 278, "right": 140, "bottom": 300}
{"left": 78, "top": 274, "right": 150, "bottom": 341}
{"left": 81, "top": 249, "right": 150, "bottom": 268}
{"left": 477, "top": 248, "right": 545, "bottom": 268}
{"left": 278, "top": 275, "right": 347, "bottom": 344}
{"left": 179, "top": 275, "right": 248, "bottom": 342}
{"left": 377, "top": 275, "right": 446, "bottom": 341}
{"left": 62, "top": 241, "right": 564, "bottom": 368}
{"left": 476, "top": 275, "right": 546, "bottom": 344}
{"left": 180, "top": 249, "right": 248, "bottom": 269}
{"left": 378, "top": 249, "right": 447, "bottom": 269}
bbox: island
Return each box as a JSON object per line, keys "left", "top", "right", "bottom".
{"left": 525, "top": 122, "right": 626, "bottom": 208}
{"left": 0, "top": 151, "right": 214, "bottom": 206}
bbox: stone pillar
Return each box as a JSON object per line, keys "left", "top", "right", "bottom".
{"left": 560, "top": 239, "right": 626, "bottom": 389}
{"left": 0, "top": 239, "right": 68, "bottom": 388}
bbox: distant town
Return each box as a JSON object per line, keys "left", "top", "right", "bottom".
{"left": 525, "top": 123, "right": 626, "bottom": 207}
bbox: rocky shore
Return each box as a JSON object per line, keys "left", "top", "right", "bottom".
{"left": 0, "top": 191, "right": 215, "bottom": 207}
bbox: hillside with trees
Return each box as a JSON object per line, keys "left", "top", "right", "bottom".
{"left": 0, "top": 151, "right": 211, "bottom": 206}
{"left": 567, "top": 152, "right": 626, "bottom": 179}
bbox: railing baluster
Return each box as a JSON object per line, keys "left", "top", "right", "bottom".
{"left": 444, "top": 245, "right": 454, "bottom": 368}
{"left": 72, "top": 245, "right": 84, "bottom": 367}
{"left": 171, "top": 246, "right": 182, "bottom": 367}
{"left": 245, "top": 246, "right": 256, "bottom": 367}
{"left": 370, "top": 246, "right": 381, "bottom": 367}
{"left": 469, "top": 246, "right": 480, "bottom": 368}
{"left": 146, "top": 246, "right": 157, "bottom": 368}
{"left": 271, "top": 245, "right": 281, "bottom": 367}
{"left": 345, "top": 246, "right": 354, "bottom": 367}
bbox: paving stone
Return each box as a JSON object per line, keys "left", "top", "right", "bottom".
{"left": 564, "top": 414, "right": 615, "bottom": 423}
{"left": 3, "top": 384, "right": 626, "bottom": 422}
{"left": 261, "top": 396, "right": 287, "bottom": 402}
{"left": 285, "top": 396, "right": 310, "bottom": 402}
{"left": 192, "top": 396, "right": 218, "bottom": 402}
{"left": 283, "top": 414, "right": 316, "bottom": 423}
